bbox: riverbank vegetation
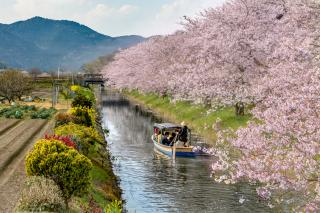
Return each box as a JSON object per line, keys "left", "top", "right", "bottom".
{"left": 17, "top": 85, "right": 122, "bottom": 212}
{"left": 102, "top": 0, "right": 320, "bottom": 211}
{"left": 125, "top": 90, "right": 251, "bottom": 142}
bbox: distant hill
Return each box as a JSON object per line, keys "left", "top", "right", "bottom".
{"left": 0, "top": 17, "right": 145, "bottom": 70}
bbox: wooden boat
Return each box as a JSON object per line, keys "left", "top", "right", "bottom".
{"left": 151, "top": 123, "right": 196, "bottom": 157}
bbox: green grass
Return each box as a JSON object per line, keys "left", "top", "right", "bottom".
{"left": 33, "top": 81, "right": 53, "bottom": 89}
{"left": 33, "top": 79, "right": 71, "bottom": 89}
{"left": 90, "top": 164, "right": 110, "bottom": 183}
{"left": 75, "top": 164, "right": 113, "bottom": 210}
{"left": 126, "top": 90, "right": 252, "bottom": 143}
{"left": 91, "top": 188, "right": 109, "bottom": 207}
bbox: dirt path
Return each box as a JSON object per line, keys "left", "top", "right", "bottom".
{"left": 0, "top": 118, "right": 54, "bottom": 213}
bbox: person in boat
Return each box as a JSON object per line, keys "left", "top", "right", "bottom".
{"left": 154, "top": 127, "right": 162, "bottom": 143}
{"left": 168, "top": 132, "right": 176, "bottom": 146}
{"left": 161, "top": 132, "right": 171, "bottom": 146}
{"left": 179, "top": 124, "right": 189, "bottom": 147}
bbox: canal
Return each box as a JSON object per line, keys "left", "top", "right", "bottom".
{"left": 101, "top": 92, "right": 271, "bottom": 213}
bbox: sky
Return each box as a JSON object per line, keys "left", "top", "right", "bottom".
{"left": 0, "top": 0, "right": 226, "bottom": 37}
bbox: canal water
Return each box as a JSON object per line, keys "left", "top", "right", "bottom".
{"left": 101, "top": 92, "right": 271, "bottom": 213}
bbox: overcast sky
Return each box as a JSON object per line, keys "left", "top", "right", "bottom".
{"left": 0, "top": 0, "right": 225, "bottom": 37}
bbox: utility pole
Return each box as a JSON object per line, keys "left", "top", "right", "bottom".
{"left": 71, "top": 72, "right": 74, "bottom": 85}
{"left": 52, "top": 81, "right": 55, "bottom": 108}
{"left": 56, "top": 66, "right": 60, "bottom": 104}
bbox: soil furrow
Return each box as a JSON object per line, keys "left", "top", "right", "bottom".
{"left": 0, "top": 120, "right": 47, "bottom": 173}
{"left": 0, "top": 120, "right": 38, "bottom": 150}
{"left": 0, "top": 119, "right": 21, "bottom": 136}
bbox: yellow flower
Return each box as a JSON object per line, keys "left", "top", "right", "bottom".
{"left": 70, "top": 85, "right": 80, "bottom": 92}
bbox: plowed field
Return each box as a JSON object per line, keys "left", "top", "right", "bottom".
{"left": 0, "top": 118, "right": 53, "bottom": 212}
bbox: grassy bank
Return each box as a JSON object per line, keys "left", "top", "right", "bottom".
{"left": 75, "top": 115, "right": 121, "bottom": 211}
{"left": 72, "top": 129, "right": 121, "bottom": 211}
{"left": 124, "top": 90, "right": 251, "bottom": 143}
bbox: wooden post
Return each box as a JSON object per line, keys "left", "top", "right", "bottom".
{"left": 52, "top": 81, "right": 55, "bottom": 108}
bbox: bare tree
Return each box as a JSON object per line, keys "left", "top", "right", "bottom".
{"left": 0, "top": 70, "right": 33, "bottom": 103}
{"left": 29, "top": 67, "right": 42, "bottom": 81}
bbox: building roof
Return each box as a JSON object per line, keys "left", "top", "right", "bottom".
{"left": 38, "top": 72, "right": 51, "bottom": 77}
{"left": 154, "top": 123, "right": 182, "bottom": 129}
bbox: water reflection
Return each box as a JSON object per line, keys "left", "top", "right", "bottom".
{"left": 102, "top": 92, "right": 271, "bottom": 213}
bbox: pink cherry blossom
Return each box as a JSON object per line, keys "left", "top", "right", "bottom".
{"left": 102, "top": 0, "right": 320, "bottom": 210}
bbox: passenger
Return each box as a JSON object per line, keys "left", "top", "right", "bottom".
{"left": 168, "top": 132, "right": 176, "bottom": 146}
{"left": 161, "top": 132, "right": 170, "bottom": 146}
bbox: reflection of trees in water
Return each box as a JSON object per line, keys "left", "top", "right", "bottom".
{"left": 149, "top": 152, "right": 233, "bottom": 211}
{"left": 103, "top": 92, "right": 164, "bottom": 148}
{"left": 104, "top": 105, "right": 154, "bottom": 146}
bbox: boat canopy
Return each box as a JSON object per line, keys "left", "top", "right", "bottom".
{"left": 154, "top": 123, "right": 182, "bottom": 130}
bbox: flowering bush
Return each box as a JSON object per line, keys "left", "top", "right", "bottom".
{"left": 105, "top": 200, "right": 122, "bottom": 213}
{"left": 69, "top": 106, "right": 96, "bottom": 127}
{"left": 17, "top": 176, "right": 64, "bottom": 212}
{"left": 54, "top": 112, "right": 78, "bottom": 127}
{"left": 70, "top": 85, "right": 80, "bottom": 92}
{"left": 44, "top": 134, "right": 77, "bottom": 150}
{"left": 26, "top": 139, "right": 92, "bottom": 209}
{"left": 54, "top": 123, "right": 104, "bottom": 155}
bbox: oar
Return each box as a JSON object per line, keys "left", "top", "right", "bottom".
{"left": 173, "top": 139, "right": 176, "bottom": 160}
{"left": 172, "top": 133, "right": 179, "bottom": 160}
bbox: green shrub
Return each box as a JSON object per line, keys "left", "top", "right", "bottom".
{"left": 21, "top": 105, "right": 37, "bottom": 111}
{"left": 17, "top": 176, "right": 64, "bottom": 212}
{"left": 31, "top": 108, "right": 57, "bottom": 119}
{"left": 0, "top": 107, "right": 10, "bottom": 116}
{"left": 2, "top": 107, "right": 24, "bottom": 118}
{"left": 54, "top": 123, "right": 104, "bottom": 155}
{"left": 0, "top": 105, "right": 55, "bottom": 119}
{"left": 26, "top": 139, "right": 93, "bottom": 209}
{"left": 71, "top": 86, "right": 95, "bottom": 107}
{"left": 72, "top": 93, "right": 93, "bottom": 109}
{"left": 14, "top": 110, "right": 23, "bottom": 119}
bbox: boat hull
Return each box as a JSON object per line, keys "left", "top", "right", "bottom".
{"left": 152, "top": 137, "right": 196, "bottom": 157}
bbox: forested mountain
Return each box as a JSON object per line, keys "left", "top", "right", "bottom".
{"left": 0, "top": 17, "right": 144, "bottom": 70}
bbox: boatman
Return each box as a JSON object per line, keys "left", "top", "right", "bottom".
{"left": 179, "top": 122, "right": 189, "bottom": 147}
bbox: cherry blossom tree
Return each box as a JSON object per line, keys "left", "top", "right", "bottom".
{"left": 103, "top": 0, "right": 320, "bottom": 210}
{"left": 211, "top": 65, "right": 320, "bottom": 210}
{"left": 104, "top": 0, "right": 318, "bottom": 107}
